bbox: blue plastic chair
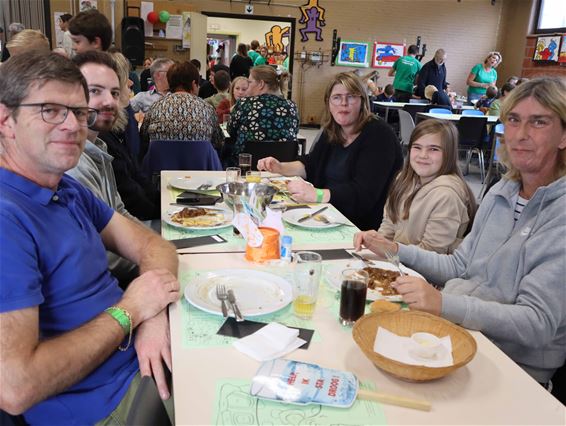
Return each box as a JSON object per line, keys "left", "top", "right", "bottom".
{"left": 142, "top": 140, "right": 222, "bottom": 181}
{"left": 429, "top": 108, "right": 452, "bottom": 114}
{"left": 462, "top": 109, "right": 486, "bottom": 116}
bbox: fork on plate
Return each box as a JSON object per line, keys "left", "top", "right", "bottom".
{"left": 215, "top": 284, "right": 229, "bottom": 317}
{"left": 383, "top": 248, "right": 405, "bottom": 276}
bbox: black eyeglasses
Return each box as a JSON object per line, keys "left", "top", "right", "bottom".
{"left": 16, "top": 103, "right": 97, "bottom": 127}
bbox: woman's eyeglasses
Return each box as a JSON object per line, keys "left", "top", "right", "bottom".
{"left": 16, "top": 103, "right": 98, "bottom": 127}
{"left": 329, "top": 94, "right": 361, "bottom": 105}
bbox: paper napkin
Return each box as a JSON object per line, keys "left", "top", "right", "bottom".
{"left": 373, "top": 327, "right": 454, "bottom": 367}
{"left": 233, "top": 322, "right": 306, "bottom": 362}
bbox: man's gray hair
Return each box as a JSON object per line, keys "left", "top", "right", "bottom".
{"left": 8, "top": 22, "right": 25, "bottom": 35}
{"left": 149, "top": 58, "right": 174, "bottom": 80}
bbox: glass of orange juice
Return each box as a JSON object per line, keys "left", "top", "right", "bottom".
{"left": 245, "top": 171, "right": 262, "bottom": 183}
{"left": 292, "top": 251, "right": 322, "bottom": 319}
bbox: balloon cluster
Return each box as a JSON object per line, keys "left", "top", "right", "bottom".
{"left": 146, "top": 10, "right": 170, "bottom": 24}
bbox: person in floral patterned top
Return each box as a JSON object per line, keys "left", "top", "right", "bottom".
{"left": 139, "top": 61, "right": 224, "bottom": 159}
{"left": 226, "top": 65, "right": 299, "bottom": 166}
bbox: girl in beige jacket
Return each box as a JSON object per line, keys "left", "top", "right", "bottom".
{"left": 377, "top": 119, "right": 477, "bottom": 254}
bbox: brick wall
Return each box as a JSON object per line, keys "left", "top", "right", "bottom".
{"left": 522, "top": 35, "right": 566, "bottom": 78}
{"left": 125, "top": 0, "right": 535, "bottom": 124}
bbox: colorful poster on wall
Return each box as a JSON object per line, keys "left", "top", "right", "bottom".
{"left": 79, "top": 0, "right": 97, "bottom": 11}
{"left": 336, "top": 41, "right": 370, "bottom": 68}
{"left": 182, "top": 12, "right": 191, "bottom": 48}
{"left": 558, "top": 35, "right": 566, "bottom": 63}
{"left": 372, "top": 42, "right": 404, "bottom": 68}
{"left": 533, "top": 35, "right": 559, "bottom": 61}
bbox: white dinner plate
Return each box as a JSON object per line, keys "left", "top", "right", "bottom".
{"left": 184, "top": 269, "right": 293, "bottom": 316}
{"left": 164, "top": 206, "right": 233, "bottom": 231}
{"left": 324, "top": 259, "right": 424, "bottom": 302}
{"left": 169, "top": 176, "right": 222, "bottom": 191}
{"left": 283, "top": 208, "right": 342, "bottom": 229}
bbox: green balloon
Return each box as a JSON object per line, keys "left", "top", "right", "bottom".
{"left": 159, "top": 10, "right": 170, "bottom": 23}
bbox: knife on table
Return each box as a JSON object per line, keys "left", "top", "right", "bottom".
{"left": 298, "top": 206, "right": 328, "bottom": 223}
{"left": 227, "top": 289, "right": 244, "bottom": 322}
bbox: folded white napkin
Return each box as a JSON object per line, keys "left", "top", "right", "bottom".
{"left": 373, "top": 327, "right": 454, "bottom": 367}
{"left": 233, "top": 322, "right": 306, "bottom": 362}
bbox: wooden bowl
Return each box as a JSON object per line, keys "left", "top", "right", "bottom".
{"left": 352, "top": 311, "right": 477, "bottom": 382}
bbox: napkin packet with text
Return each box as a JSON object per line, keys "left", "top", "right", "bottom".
{"left": 233, "top": 207, "right": 284, "bottom": 247}
{"left": 233, "top": 322, "right": 306, "bottom": 362}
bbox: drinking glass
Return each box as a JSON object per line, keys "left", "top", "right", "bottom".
{"left": 292, "top": 251, "right": 322, "bottom": 320}
{"left": 245, "top": 171, "right": 261, "bottom": 183}
{"left": 339, "top": 268, "right": 369, "bottom": 326}
{"left": 226, "top": 167, "right": 241, "bottom": 182}
{"left": 238, "top": 153, "right": 252, "bottom": 176}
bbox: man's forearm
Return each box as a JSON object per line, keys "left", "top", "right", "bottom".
{"left": 138, "top": 233, "right": 178, "bottom": 277}
{"left": 0, "top": 309, "right": 126, "bottom": 414}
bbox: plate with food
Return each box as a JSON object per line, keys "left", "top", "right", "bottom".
{"left": 184, "top": 269, "right": 293, "bottom": 316}
{"left": 265, "top": 177, "right": 292, "bottom": 193}
{"left": 325, "top": 259, "right": 424, "bottom": 302}
{"left": 283, "top": 208, "right": 343, "bottom": 229}
{"left": 164, "top": 206, "right": 233, "bottom": 230}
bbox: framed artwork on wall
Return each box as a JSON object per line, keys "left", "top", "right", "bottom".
{"left": 533, "top": 35, "right": 560, "bottom": 61}
{"left": 372, "top": 42, "right": 405, "bottom": 68}
{"left": 336, "top": 40, "right": 370, "bottom": 68}
{"left": 558, "top": 35, "right": 566, "bottom": 63}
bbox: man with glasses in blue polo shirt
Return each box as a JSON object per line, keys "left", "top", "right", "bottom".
{"left": 0, "top": 51, "right": 179, "bottom": 424}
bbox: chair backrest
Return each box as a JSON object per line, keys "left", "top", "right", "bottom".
{"left": 457, "top": 116, "right": 488, "bottom": 149}
{"left": 397, "top": 109, "right": 415, "bottom": 147}
{"left": 493, "top": 123, "right": 505, "bottom": 162}
{"left": 142, "top": 140, "right": 222, "bottom": 177}
{"left": 126, "top": 376, "right": 171, "bottom": 426}
{"left": 429, "top": 107, "right": 452, "bottom": 114}
{"left": 462, "top": 109, "right": 485, "bottom": 116}
{"left": 243, "top": 140, "right": 300, "bottom": 171}
{"left": 402, "top": 103, "right": 430, "bottom": 121}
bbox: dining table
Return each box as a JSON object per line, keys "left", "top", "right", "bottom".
{"left": 372, "top": 101, "right": 475, "bottom": 121}
{"left": 416, "top": 112, "right": 500, "bottom": 123}
{"left": 161, "top": 170, "right": 565, "bottom": 425}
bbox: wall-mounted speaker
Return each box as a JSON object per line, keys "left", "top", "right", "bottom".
{"left": 121, "top": 17, "right": 144, "bottom": 66}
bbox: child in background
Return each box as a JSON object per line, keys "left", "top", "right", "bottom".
{"left": 476, "top": 86, "right": 498, "bottom": 113}
{"left": 375, "top": 84, "right": 395, "bottom": 102}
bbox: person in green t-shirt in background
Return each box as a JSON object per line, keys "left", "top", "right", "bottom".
{"left": 248, "top": 39, "right": 260, "bottom": 63}
{"left": 466, "top": 51, "right": 502, "bottom": 103}
{"left": 388, "top": 44, "right": 422, "bottom": 102}
{"left": 254, "top": 45, "right": 268, "bottom": 66}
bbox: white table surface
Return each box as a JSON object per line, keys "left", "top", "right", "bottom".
{"left": 160, "top": 171, "right": 357, "bottom": 253}
{"left": 169, "top": 252, "right": 566, "bottom": 425}
{"left": 417, "top": 112, "right": 500, "bottom": 123}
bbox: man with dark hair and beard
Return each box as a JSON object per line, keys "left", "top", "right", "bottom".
{"left": 67, "top": 51, "right": 156, "bottom": 283}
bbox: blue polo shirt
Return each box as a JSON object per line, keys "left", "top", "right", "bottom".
{"left": 0, "top": 168, "right": 138, "bottom": 425}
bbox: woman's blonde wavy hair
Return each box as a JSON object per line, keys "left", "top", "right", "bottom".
{"left": 498, "top": 76, "right": 566, "bottom": 181}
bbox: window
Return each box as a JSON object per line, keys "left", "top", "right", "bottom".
{"left": 534, "top": 0, "right": 566, "bottom": 33}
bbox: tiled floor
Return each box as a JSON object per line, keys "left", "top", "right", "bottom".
{"left": 299, "top": 126, "right": 485, "bottom": 201}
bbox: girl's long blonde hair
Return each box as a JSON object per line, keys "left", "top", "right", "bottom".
{"left": 386, "top": 119, "right": 476, "bottom": 224}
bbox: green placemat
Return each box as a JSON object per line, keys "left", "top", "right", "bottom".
{"left": 180, "top": 269, "right": 323, "bottom": 349}
{"left": 212, "top": 379, "right": 386, "bottom": 425}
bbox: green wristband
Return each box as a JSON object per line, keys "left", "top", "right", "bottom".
{"left": 105, "top": 306, "right": 131, "bottom": 336}
{"left": 316, "top": 188, "right": 324, "bottom": 203}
